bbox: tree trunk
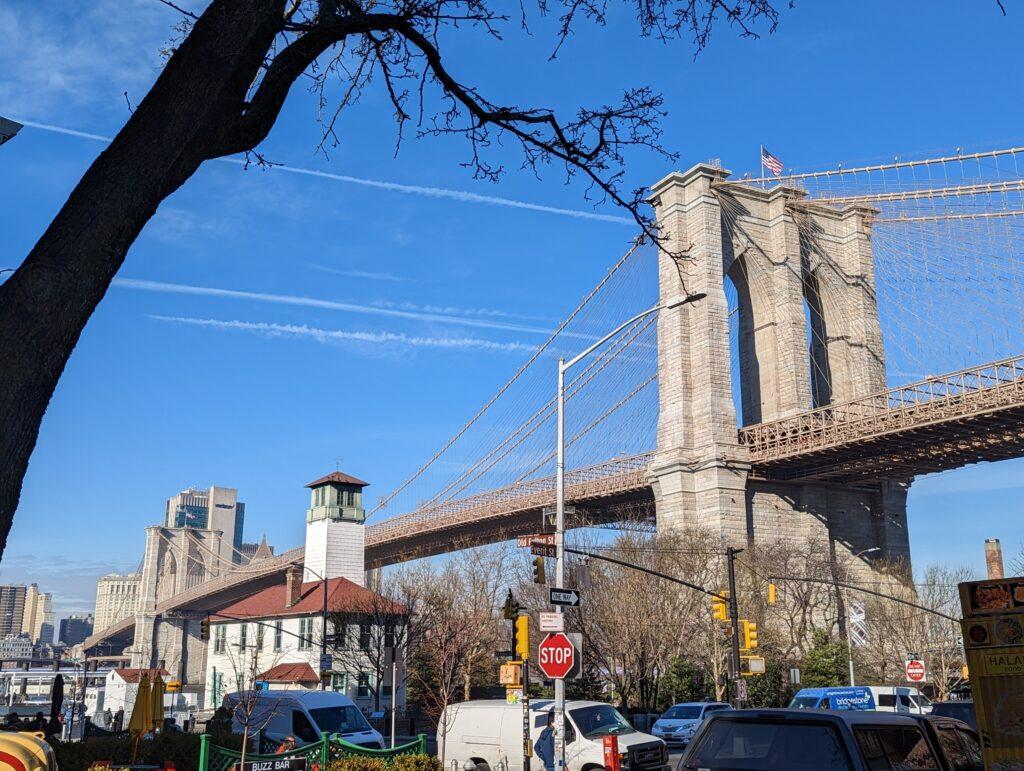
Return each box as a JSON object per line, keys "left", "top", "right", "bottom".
{"left": 0, "top": 0, "right": 286, "bottom": 557}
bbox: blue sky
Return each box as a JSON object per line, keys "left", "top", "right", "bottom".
{"left": 1, "top": 0, "right": 1023, "bottom": 619}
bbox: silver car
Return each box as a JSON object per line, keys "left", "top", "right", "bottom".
{"left": 651, "top": 702, "right": 731, "bottom": 745}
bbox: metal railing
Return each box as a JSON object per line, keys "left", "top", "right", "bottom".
{"left": 739, "top": 353, "right": 1024, "bottom": 462}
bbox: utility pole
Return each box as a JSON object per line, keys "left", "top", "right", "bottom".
{"left": 726, "top": 546, "right": 743, "bottom": 708}
{"left": 554, "top": 357, "right": 566, "bottom": 771}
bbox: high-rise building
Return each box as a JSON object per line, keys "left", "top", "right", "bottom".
{"left": 22, "top": 585, "right": 54, "bottom": 644}
{"left": 94, "top": 573, "right": 142, "bottom": 632}
{"left": 59, "top": 614, "right": 94, "bottom": 647}
{"left": 0, "top": 634, "right": 33, "bottom": 660}
{"left": 0, "top": 586, "right": 27, "bottom": 637}
{"left": 165, "top": 485, "right": 246, "bottom": 564}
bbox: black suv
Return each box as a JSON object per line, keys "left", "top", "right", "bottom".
{"left": 678, "top": 709, "right": 982, "bottom": 771}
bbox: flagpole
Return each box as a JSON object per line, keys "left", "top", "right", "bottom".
{"left": 760, "top": 144, "right": 766, "bottom": 189}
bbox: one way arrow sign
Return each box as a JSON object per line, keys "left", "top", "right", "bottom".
{"left": 549, "top": 588, "right": 581, "bottom": 607}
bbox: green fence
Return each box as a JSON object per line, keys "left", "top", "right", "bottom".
{"left": 200, "top": 732, "right": 428, "bottom": 771}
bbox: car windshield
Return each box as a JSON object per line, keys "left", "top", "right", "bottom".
{"left": 663, "top": 706, "right": 702, "bottom": 720}
{"left": 309, "top": 706, "right": 373, "bottom": 735}
{"left": 683, "top": 719, "right": 853, "bottom": 771}
{"left": 569, "top": 705, "right": 635, "bottom": 739}
{"left": 789, "top": 697, "right": 821, "bottom": 709}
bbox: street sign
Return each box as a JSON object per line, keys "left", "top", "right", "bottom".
{"left": 789, "top": 668, "right": 801, "bottom": 685}
{"left": 736, "top": 679, "right": 748, "bottom": 701}
{"left": 905, "top": 659, "right": 927, "bottom": 683}
{"left": 531, "top": 543, "right": 557, "bottom": 558}
{"left": 320, "top": 654, "right": 333, "bottom": 671}
{"left": 518, "top": 533, "right": 555, "bottom": 548}
{"left": 494, "top": 649, "right": 514, "bottom": 661}
{"left": 539, "top": 612, "right": 565, "bottom": 633}
{"left": 166, "top": 680, "right": 182, "bottom": 692}
{"left": 538, "top": 633, "right": 576, "bottom": 679}
{"left": 236, "top": 758, "right": 306, "bottom": 771}
{"left": 549, "top": 588, "right": 581, "bottom": 607}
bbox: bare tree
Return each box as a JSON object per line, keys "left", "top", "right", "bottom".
{"left": 406, "top": 545, "right": 511, "bottom": 764}
{"left": 328, "top": 566, "right": 425, "bottom": 712}
{"left": 0, "top": 0, "right": 785, "bottom": 559}
{"left": 223, "top": 624, "right": 285, "bottom": 764}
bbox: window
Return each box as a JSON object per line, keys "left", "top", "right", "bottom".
{"left": 213, "top": 625, "right": 226, "bottom": 654}
{"left": 568, "top": 705, "right": 634, "bottom": 739}
{"left": 255, "top": 625, "right": 264, "bottom": 652}
{"left": 357, "top": 672, "right": 372, "bottom": 699}
{"left": 688, "top": 720, "right": 853, "bottom": 771}
{"left": 878, "top": 694, "right": 897, "bottom": 708}
{"left": 954, "top": 728, "right": 982, "bottom": 769}
{"left": 359, "top": 622, "right": 371, "bottom": 650}
{"left": 331, "top": 672, "right": 349, "bottom": 693}
{"left": 384, "top": 623, "right": 395, "bottom": 650}
{"left": 239, "top": 624, "right": 248, "bottom": 650}
{"left": 299, "top": 617, "right": 314, "bottom": 650}
{"left": 274, "top": 621, "right": 283, "bottom": 652}
{"left": 310, "top": 705, "right": 373, "bottom": 735}
{"left": 898, "top": 695, "right": 914, "bottom": 710}
{"left": 855, "top": 727, "right": 940, "bottom": 771}
{"left": 292, "top": 710, "right": 319, "bottom": 743}
{"left": 934, "top": 725, "right": 974, "bottom": 771}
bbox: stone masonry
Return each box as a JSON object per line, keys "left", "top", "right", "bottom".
{"left": 648, "top": 163, "right": 910, "bottom": 574}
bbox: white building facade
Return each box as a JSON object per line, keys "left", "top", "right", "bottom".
{"left": 94, "top": 573, "right": 142, "bottom": 632}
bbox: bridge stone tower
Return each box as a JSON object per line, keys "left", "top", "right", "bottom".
{"left": 648, "top": 164, "right": 911, "bottom": 569}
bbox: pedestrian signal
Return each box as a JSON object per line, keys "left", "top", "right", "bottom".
{"left": 532, "top": 557, "right": 546, "bottom": 585}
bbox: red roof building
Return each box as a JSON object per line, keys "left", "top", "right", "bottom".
{"left": 213, "top": 575, "right": 404, "bottom": 622}
{"left": 257, "top": 662, "right": 320, "bottom": 686}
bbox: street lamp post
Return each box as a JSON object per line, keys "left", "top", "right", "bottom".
{"left": 843, "top": 547, "right": 880, "bottom": 686}
{"left": 554, "top": 291, "right": 705, "bottom": 770}
{"left": 293, "top": 563, "right": 330, "bottom": 692}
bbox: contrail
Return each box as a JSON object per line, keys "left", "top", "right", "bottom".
{"left": 115, "top": 277, "right": 553, "bottom": 335}
{"left": 16, "top": 119, "right": 635, "bottom": 225}
{"left": 150, "top": 315, "right": 538, "bottom": 354}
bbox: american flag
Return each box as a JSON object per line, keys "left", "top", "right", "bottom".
{"left": 761, "top": 145, "right": 784, "bottom": 176}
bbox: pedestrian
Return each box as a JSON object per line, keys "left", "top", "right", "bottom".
{"left": 3, "top": 712, "right": 21, "bottom": 731}
{"left": 276, "top": 735, "right": 297, "bottom": 754}
{"left": 103, "top": 707, "right": 113, "bottom": 729}
{"left": 535, "top": 712, "right": 555, "bottom": 771}
{"left": 112, "top": 707, "right": 124, "bottom": 732}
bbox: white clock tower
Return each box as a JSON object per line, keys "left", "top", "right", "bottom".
{"left": 303, "top": 471, "right": 368, "bottom": 586}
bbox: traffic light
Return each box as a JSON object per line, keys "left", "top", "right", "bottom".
{"left": 503, "top": 590, "right": 518, "bottom": 620}
{"left": 515, "top": 614, "right": 530, "bottom": 661}
{"left": 767, "top": 583, "right": 777, "bottom": 605}
{"left": 741, "top": 620, "right": 758, "bottom": 651}
{"left": 532, "top": 557, "right": 546, "bottom": 585}
{"left": 712, "top": 592, "right": 728, "bottom": 622}
{"left": 200, "top": 617, "right": 211, "bottom": 641}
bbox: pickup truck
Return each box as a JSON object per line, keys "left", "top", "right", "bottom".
{"left": 678, "top": 708, "right": 982, "bottom": 771}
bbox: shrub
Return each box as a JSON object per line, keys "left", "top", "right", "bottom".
{"left": 54, "top": 732, "right": 243, "bottom": 771}
{"left": 327, "top": 757, "right": 389, "bottom": 771}
{"left": 390, "top": 753, "right": 442, "bottom": 771}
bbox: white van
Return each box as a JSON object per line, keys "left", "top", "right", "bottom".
{"left": 439, "top": 699, "right": 668, "bottom": 771}
{"left": 866, "top": 686, "right": 932, "bottom": 714}
{"left": 223, "top": 690, "right": 386, "bottom": 748}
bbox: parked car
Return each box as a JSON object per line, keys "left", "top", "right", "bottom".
{"left": 651, "top": 701, "right": 730, "bottom": 745}
{"left": 223, "top": 690, "right": 385, "bottom": 749}
{"left": 930, "top": 701, "right": 977, "bottom": 731}
{"left": 679, "top": 708, "right": 981, "bottom": 771}
{"left": 789, "top": 686, "right": 932, "bottom": 714}
{"left": 440, "top": 699, "right": 668, "bottom": 771}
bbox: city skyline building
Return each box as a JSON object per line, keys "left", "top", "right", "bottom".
{"left": 0, "top": 585, "right": 27, "bottom": 637}
{"left": 165, "top": 485, "right": 246, "bottom": 565}
{"left": 59, "top": 613, "right": 94, "bottom": 647}
{"left": 94, "top": 573, "right": 142, "bottom": 632}
{"left": 22, "top": 584, "right": 54, "bottom": 644}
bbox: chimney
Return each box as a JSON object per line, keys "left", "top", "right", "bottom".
{"left": 285, "top": 565, "right": 304, "bottom": 607}
{"left": 985, "top": 539, "right": 1005, "bottom": 579}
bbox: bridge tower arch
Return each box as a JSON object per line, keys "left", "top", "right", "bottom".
{"left": 648, "top": 163, "right": 911, "bottom": 570}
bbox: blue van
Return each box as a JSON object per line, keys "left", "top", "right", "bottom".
{"left": 788, "top": 686, "right": 875, "bottom": 711}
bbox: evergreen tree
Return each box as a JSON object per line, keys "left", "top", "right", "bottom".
{"left": 801, "top": 630, "right": 848, "bottom": 688}
{"left": 744, "top": 660, "right": 795, "bottom": 707}
{"left": 659, "top": 657, "right": 712, "bottom": 707}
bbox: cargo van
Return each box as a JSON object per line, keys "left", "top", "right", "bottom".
{"left": 223, "top": 690, "right": 385, "bottom": 748}
{"left": 789, "top": 686, "right": 932, "bottom": 714}
{"left": 439, "top": 699, "right": 668, "bottom": 771}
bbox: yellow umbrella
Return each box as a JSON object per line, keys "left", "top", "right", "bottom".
{"left": 128, "top": 674, "right": 152, "bottom": 737}
{"left": 149, "top": 674, "right": 166, "bottom": 734}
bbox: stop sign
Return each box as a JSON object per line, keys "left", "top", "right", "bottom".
{"left": 538, "top": 633, "right": 576, "bottom": 679}
{"left": 905, "top": 659, "right": 926, "bottom": 683}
